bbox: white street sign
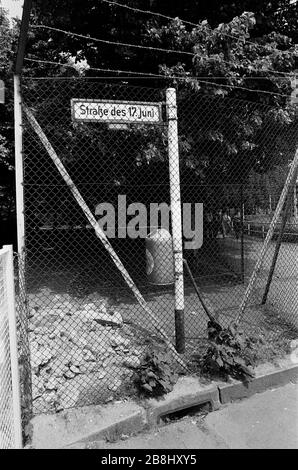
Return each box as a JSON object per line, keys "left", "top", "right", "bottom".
{"left": 71, "top": 99, "right": 162, "bottom": 124}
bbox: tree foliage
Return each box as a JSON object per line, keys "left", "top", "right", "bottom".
{"left": 146, "top": 11, "right": 297, "bottom": 102}
{"left": 27, "top": 1, "right": 298, "bottom": 81}
{"left": 2, "top": 1, "right": 298, "bottom": 240}
{"left": 0, "top": 9, "right": 19, "bottom": 243}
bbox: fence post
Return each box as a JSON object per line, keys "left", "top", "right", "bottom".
{"left": 240, "top": 185, "right": 245, "bottom": 283}
{"left": 14, "top": 75, "right": 32, "bottom": 432}
{"left": 166, "top": 88, "right": 185, "bottom": 353}
{"left": 4, "top": 245, "right": 22, "bottom": 448}
{"left": 14, "top": 74, "right": 25, "bottom": 258}
{"left": 14, "top": 74, "right": 28, "bottom": 329}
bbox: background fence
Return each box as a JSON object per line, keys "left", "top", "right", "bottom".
{"left": 0, "top": 245, "right": 22, "bottom": 449}
{"left": 19, "top": 78, "right": 298, "bottom": 414}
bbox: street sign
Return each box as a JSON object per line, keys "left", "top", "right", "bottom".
{"left": 71, "top": 99, "right": 163, "bottom": 124}
{"left": 0, "top": 80, "right": 4, "bottom": 104}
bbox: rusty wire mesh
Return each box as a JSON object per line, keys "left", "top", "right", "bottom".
{"left": 20, "top": 78, "right": 298, "bottom": 414}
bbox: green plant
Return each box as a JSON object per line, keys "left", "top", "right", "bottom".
{"left": 134, "top": 349, "right": 178, "bottom": 398}
{"left": 200, "top": 321, "right": 255, "bottom": 382}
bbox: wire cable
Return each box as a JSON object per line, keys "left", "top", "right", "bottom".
{"left": 101, "top": 0, "right": 298, "bottom": 26}
{"left": 24, "top": 57, "right": 291, "bottom": 97}
{"left": 30, "top": 23, "right": 296, "bottom": 80}
{"left": 99, "top": 0, "right": 298, "bottom": 77}
{"left": 31, "top": 24, "right": 194, "bottom": 57}
{"left": 24, "top": 58, "right": 293, "bottom": 80}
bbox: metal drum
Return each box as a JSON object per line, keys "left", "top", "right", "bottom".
{"left": 145, "top": 228, "right": 174, "bottom": 285}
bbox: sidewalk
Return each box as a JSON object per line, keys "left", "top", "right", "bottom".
{"left": 82, "top": 382, "right": 298, "bottom": 449}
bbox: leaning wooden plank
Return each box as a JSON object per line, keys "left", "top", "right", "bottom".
{"left": 235, "top": 146, "right": 298, "bottom": 324}
{"left": 23, "top": 104, "right": 188, "bottom": 371}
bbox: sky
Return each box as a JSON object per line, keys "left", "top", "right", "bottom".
{"left": 0, "top": 0, "right": 23, "bottom": 19}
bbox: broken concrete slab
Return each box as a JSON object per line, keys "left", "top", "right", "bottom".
{"left": 93, "top": 310, "right": 123, "bottom": 328}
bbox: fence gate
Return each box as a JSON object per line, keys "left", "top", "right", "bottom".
{"left": 0, "top": 245, "right": 22, "bottom": 449}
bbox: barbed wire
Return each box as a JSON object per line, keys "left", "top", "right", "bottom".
{"left": 101, "top": 0, "right": 298, "bottom": 33}
{"left": 31, "top": 24, "right": 194, "bottom": 57}
{"left": 24, "top": 57, "right": 291, "bottom": 97}
{"left": 24, "top": 58, "right": 167, "bottom": 77}
{"left": 100, "top": 0, "right": 199, "bottom": 27}
{"left": 99, "top": 0, "right": 297, "bottom": 77}
{"left": 29, "top": 24, "right": 296, "bottom": 81}
{"left": 23, "top": 58, "right": 293, "bottom": 80}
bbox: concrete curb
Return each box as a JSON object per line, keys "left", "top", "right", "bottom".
{"left": 31, "top": 402, "right": 147, "bottom": 449}
{"left": 29, "top": 356, "right": 298, "bottom": 449}
{"left": 145, "top": 377, "right": 220, "bottom": 426}
{"left": 218, "top": 356, "right": 298, "bottom": 404}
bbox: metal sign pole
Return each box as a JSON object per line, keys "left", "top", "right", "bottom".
{"left": 166, "top": 88, "right": 185, "bottom": 353}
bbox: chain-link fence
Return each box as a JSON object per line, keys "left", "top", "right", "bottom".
{"left": 20, "top": 78, "right": 298, "bottom": 414}
{"left": 14, "top": 250, "right": 32, "bottom": 442}
{"left": 0, "top": 245, "right": 22, "bottom": 449}
{"left": 177, "top": 91, "right": 298, "bottom": 348}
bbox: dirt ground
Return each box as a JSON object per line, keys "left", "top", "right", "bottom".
{"left": 24, "top": 234, "right": 298, "bottom": 415}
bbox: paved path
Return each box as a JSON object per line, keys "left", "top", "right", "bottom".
{"left": 87, "top": 383, "right": 298, "bottom": 449}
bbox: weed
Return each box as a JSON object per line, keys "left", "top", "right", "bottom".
{"left": 134, "top": 349, "right": 178, "bottom": 398}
